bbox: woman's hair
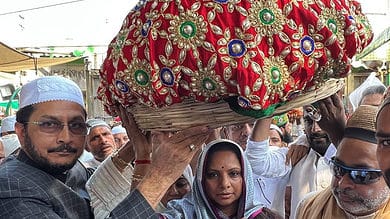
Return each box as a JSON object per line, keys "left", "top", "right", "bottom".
{"left": 205, "top": 141, "right": 242, "bottom": 168}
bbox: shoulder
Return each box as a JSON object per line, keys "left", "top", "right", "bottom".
{"left": 0, "top": 158, "right": 53, "bottom": 197}
{"left": 0, "top": 157, "right": 31, "bottom": 179}
{"left": 297, "top": 187, "right": 332, "bottom": 210}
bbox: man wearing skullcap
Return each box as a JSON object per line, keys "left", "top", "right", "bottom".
{"left": 112, "top": 125, "right": 129, "bottom": 148}
{"left": 1, "top": 115, "right": 16, "bottom": 137}
{"left": 83, "top": 118, "right": 117, "bottom": 168}
{"left": 269, "top": 124, "right": 286, "bottom": 147}
{"left": 0, "top": 115, "right": 21, "bottom": 161}
{"left": 296, "top": 105, "right": 390, "bottom": 218}
{"left": 272, "top": 113, "right": 293, "bottom": 144}
{"left": 0, "top": 76, "right": 94, "bottom": 218}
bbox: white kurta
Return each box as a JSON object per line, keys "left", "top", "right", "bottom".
{"left": 86, "top": 156, "right": 133, "bottom": 219}
{"left": 245, "top": 134, "right": 336, "bottom": 218}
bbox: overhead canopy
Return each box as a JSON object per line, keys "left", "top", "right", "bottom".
{"left": 356, "top": 26, "right": 390, "bottom": 60}
{"left": 0, "top": 42, "right": 82, "bottom": 72}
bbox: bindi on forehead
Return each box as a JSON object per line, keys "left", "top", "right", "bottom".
{"left": 221, "top": 166, "right": 224, "bottom": 169}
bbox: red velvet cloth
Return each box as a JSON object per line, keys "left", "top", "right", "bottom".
{"left": 98, "top": 0, "right": 372, "bottom": 116}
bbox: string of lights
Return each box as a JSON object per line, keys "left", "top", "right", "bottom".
{"left": 0, "top": 0, "right": 87, "bottom": 16}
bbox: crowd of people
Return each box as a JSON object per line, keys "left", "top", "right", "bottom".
{"left": 0, "top": 74, "right": 390, "bottom": 218}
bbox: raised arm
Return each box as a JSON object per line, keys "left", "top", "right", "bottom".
{"left": 245, "top": 118, "right": 290, "bottom": 178}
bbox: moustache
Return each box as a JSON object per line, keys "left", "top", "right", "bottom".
{"left": 309, "top": 132, "right": 328, "bottom": 139}
{"left": 334, "top": 187, "right": 360, "bottom": 200}
{"left": 48, "top": 144, "right": 77, "bottom": 153}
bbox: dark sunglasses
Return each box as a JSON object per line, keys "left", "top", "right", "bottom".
{"left": 330, "top": 157, "right": 383, "bottom": 185}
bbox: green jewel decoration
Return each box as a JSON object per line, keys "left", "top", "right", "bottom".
{"left": 202, "top": 78, "right": 216, "bottom": 91}
{"left": 327, "top": 19, "right": 338, "bottom": 34}
{"left": 259, "top": 9, "right": 275, "bottom": 25}
{"left": 270, "top": 67, "right": 281, "bottom": 84}
{"left": 180, "top": 21, "right": 197, "bottom": 39}
{"left": 135, "top": 70, "right": 149, "bottom": 86}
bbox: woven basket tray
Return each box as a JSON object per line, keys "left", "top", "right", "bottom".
{"left": 129, "top": 78, "right": 344, "bottom": 131}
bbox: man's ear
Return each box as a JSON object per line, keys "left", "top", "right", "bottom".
{"left": 15, "top": 122, "right": 25, "bottom": 146}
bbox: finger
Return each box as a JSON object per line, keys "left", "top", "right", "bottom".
{"left": 119, "top": 107, "right": 141, "bottom": 136}
{"left": 118, "top": 106, "right": 131, "bottom": 127}
{"left": 330, "top": 93, "right": 342, "bottom": 109}
{"left": 169, "top": 126, "right": 211, "bottom": 144}
{"left": 317, "top": 99, "right": 329, "bottom": 119}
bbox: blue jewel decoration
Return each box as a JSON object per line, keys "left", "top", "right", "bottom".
{"left": 214, "top": 0, "right": 229, "bottom": 3}
{"left": 286, "top": 90, "right": 300, "bottom": 101}
{"left": 300, "top": 36, "right": 315, "bottom": 56}
{"left": 115, "top": 80, "right": 129, "bottom": 93}
{"left": 237, "top": 96, "right": 251, "bottom": 108}
{"left": 133, "top": 0, "right": 147, "bottom": 11}
{"left": 228, "top": 39, "right": 246, "bottom": 58}
{"left": 141, "top": 20, "right": 152, "bottom": 37}
{"left": 160, "top": 67, "right": 175, "bottom": 86}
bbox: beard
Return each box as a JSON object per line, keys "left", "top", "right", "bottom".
{"left": 307, "top": 132, "right": 330, "bottom": 155}
{"left": 332, "top": 186, "right": 390, "bottom": 216}
{"left": 23, "top": 133, "right": 79, "bottom": 175}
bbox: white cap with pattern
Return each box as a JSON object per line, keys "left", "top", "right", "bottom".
{"left": 1, "top": 115, "right": 16, "bottom": 133}
{"left": 111, "top": 125, "right": 126, "bottom": 135}
{"left": 19, "top": 76, "right": 84, "bottom": 109}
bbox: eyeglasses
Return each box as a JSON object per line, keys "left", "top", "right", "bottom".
{"left": 25, "top": 120, "right": 90, "bottom": 136}
{"left": 330, "top": 158, "right": 383, "bottom": 185}
{"left": 305, "top": 104, "right": 322, "bottom": 122}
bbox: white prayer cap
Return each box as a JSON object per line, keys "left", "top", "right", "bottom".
{"left": 86, "top": 119, "right": 110, "bottom": 135}
{"left": 270, "top": 124, "right": 283, "bottom": 137}
{"left": 2, "top": 134, "right": 21, "bottom": 157}
{"left": 1, "top": 115, "right": 16, "bottom": 133}
{"left": 19, "top": 76, "right": 84, "bottom": 109}
{"left": 111, "top": 125, "right": 126, "bottom": 135}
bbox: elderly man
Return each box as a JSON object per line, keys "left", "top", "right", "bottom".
{"left": 359, "top": 85, "right": 386, "bottom": 107}
{"left": 296, "top": 105, "right": 390, "bottom": 218}
{"left": 84, "top": 118, "right": 117, "bottom": 167}
{"left": 222, "top": 123, "right": 254, "bottom": 150}
{"left": 112, "top": 125, "right": 129, "bottom": 148}
{"left": 376, "top": 96, "right": 390, "bottom": 188}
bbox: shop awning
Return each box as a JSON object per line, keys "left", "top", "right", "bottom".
{"left": 0, "top": 42, "right": 82, "bottom": 72}
{"left": 356, "top": 26, "right": 390, "bottom": 60}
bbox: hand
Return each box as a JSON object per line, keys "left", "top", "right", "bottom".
{"left": 316, "top": 93, "right": 346, "bottom": 147}
{"left": 250, "top": 118, "right": 272, "bottom": 142}
{"left": 205, "top": 127, "right": 222, "bottom": 144}
{"left": 116, "top": 105, "right": 152, "bottom": 160}
{"left": 285, "top": 144, "right": 309, "bottom": 166}
{"left": 138, "top": 125, "right": 212, "bottom": 209}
